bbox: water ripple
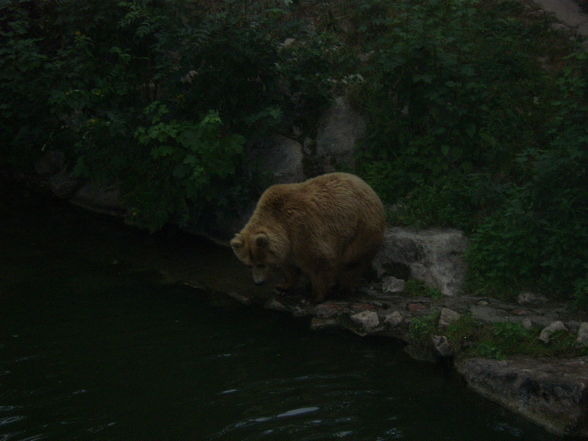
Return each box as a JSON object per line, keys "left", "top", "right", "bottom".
{"left": 277, "top": 407, "right": 319, "bottom": 418}
{"left": 0, "top": 416, "right": 25, "bottom": 427}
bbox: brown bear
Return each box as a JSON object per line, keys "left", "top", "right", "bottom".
{"left": 230, "top": 172, "right": 386, "bottom": 303}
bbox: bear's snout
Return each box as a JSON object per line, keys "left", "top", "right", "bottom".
{"left": 252, "top": 265, "right": 268, "bottom": 286}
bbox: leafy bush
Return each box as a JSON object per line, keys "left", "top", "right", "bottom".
{"left": 354, "top": 0, "right": 588, "bottom": 301}
{"left": 404, "top": 279, "right": 443, "bottom": 299}
{"left": 1, "top": 0, "right": 340, "bottom": 230}
{"left": 467, "top": 52, "right": 588, "bottom": 299}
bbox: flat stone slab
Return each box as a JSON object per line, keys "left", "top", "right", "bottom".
{"left": 456, "top": 357, "right": 588, "bottom": 437}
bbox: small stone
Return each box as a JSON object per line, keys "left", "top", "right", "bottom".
{"left": 477, "top": 300, "right": 489, "bottom": 306}
{"left": 539, "top": 321, "right": 568, "bottom": 343}
{"left": 383, "top": 310, "right": 403, "bottom": 327}
{"left": 314, "top": 303, "right": 346, "bottom": 318}
{"left": 522, "top": 318, "right": 533, "bottom": 330}
{"left": 310, "top": 317, "right": 339, "bottom": 331}
{"left": 382, "top": 276, "right": 406, "bottom": 294}
{"left": 517, "top": 291, "right": 548, "bottom": 305}
{"left": 264, "top": 298, "right": 288, "bottom": 312}
{"left": 350, "top": 311, "right": 380, "bottom": 330}
{"left": 350, "top": 303, "right": 377, "bottom": 312}
{"left": 281, "top": 38, "right": 296, "bottom": 48}
{"left": 576, "top": 322, "right": 588, "bottom": 347}
{"left": 471, "top": 305, "right": 507, "bottom": 323}
{"left": 431, "top": 335, "right": 453, "bottom": 358}
{"left": 512, "top": 309, "right": 530, "bottom": 316}
{"left": 227, "top": 291, "right": 252, "bottom": 305}
{"left": 407, "top": 303, "right": 428, "bottom": 313}
{"left": 438, "top": 308, "right": 461, "bottom": 328}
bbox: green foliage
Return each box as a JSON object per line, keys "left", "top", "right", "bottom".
{"left": 358, "top": 0, "right": 551, "bottom": 193}
{"left": 1, "top": 0, "right": 339, "bottom": 230}
{"left": 2, "top": 0, "right": 587, "bottom": 300}
{"left": 445, "top": 316, "right": 585, "bottom": 359}
{"left": 404, "top": 280, "right": 443, "bottom": 299}
{"left": 128, "top": 105, "right": 245, "bottom": 229}
{"left": 467, "top": 52, "right": 588, "bottom": 299}
{"left": 408, "top": 311, "right": 439, "bottom": 344}
{"left": 355, "top": 0, "right": 588, "bottom": 301}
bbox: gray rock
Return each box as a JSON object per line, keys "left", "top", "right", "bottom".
{"left": 577, "top": 322, "right": 588, "bottom": 347}
{"left": 456, "top": 357, "right": 588, "bottom": 437}
{"left": 49, "top": 171, "right": 82, "bottom": 199}
{"left": 470, "top": 305, "right": 509, "bottom": 323}
{"left": 539, "top": 321, "right": 568, "bottom": 343}
{"left": 226, "top": 291, "right": 253, "bottom": 305}
{"left": 431, "top": 335, "right": 453, "bottom": 357}
{"left": 71, "top": 182, "right": 125, "bottom": 216}
{"left": 518, "top": 291, "right": 548, "bottom": 305}
{"left": 438, "top": 308, "right": 461, "bottom": 328}
{"left": 248, "top": 135, "right": 304, "bottom": 184}
{"left": 315, "top": 96, "right": 365, "bottom": 172}
{"left": 314, "top": 302, "right": 347, "bottom": 318}
{"left": 382, "top": 310, "right": 403, "bottom": 327}
{"left": 35, "top": 151, "right": 66, "bottom": 176}
{"left": 522, "top": 318, "right": 534, "bottom": 330}
{"left": 350, "top": 310, "right": 380, "bottom": 331}
{"left": 310, "top": 317, "right": 339, "bottom": 331}
{"left": 381, "top": 276, "right": 406, "bottom": 294}
{"left": 373, "top": 228, "right": 468, "bottom": 296}
{"left": 264, "top": 298, "right": 288, "bottom": 312}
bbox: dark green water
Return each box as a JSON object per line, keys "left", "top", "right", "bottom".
{"left": 0, "top": 186, "right": 557, "bottom": 441}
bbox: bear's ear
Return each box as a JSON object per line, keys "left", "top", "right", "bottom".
{"left": 230, "top": 235, "right": 243, "bottom": 250}
{"left": 255, "top": 232, "right": 269, "bottom": 248}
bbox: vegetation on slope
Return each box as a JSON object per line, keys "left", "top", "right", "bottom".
{"left": 1, "top": 0, "right": 586, "bottom": 304}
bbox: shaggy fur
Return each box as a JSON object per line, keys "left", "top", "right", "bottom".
{"left": 230, "top": 172, "right": 386, "bottom": 302}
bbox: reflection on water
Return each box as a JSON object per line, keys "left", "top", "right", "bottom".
{"left": 0, "top": 186, "right": 556, "bottom": 441}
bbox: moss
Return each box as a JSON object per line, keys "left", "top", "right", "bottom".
{"left": 434, "top": 314, "right": 587, "bottom": 360}
{"left": 404, "top": 279, "right": 443, "bottom": 299}
{"left": 407, "top": 311, "right": 440, "bottom": 345}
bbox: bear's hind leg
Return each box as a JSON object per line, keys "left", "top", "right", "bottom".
{"left": 308, "top": 265, "right": 336, "bottom": 303}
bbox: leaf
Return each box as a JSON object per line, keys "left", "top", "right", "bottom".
{"left": 151, "top": 145, "right": 176, "bottom": 158}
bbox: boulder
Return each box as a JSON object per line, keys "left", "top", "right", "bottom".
{"left": 431, "top": 335, "right": 453, "bottom": 358}
{"left": 382, "top": 310, "right": 403, "bottom": 327}
{"left": 517, "top": 291, "right": 548, "bottom": 305}
{"left": 310, "top": 317, "right": 339, "bottom": 331}
{"left": 538, "top": 321, "right": 568, "bottom": 343}
{"left": 381, "top": 276, "right": 406, "bottom": 294}
{"left": 350, "top": 310, "right": 380, "bottom": 331}
{"left": 48, "top": 171, "right": 82, "bottom": 199}
{"left": 71, "top": 181, "right": 125, "bottom": 216}
{"left": 373, "top": 228, "right": 468, "bottom": 296}
{"left": 315, "top": 96, "right": 365, "bottom": 172}
{"left": 35, "top": 151, "right": 66, "bottom": 176}
{"left": 314, "top": 302, "right": 347, "bottom": 318}
{"left": 577, "top": 322, "right": 588, "bottom": 347}
{"left": 456, "top": 357, "right": 588, "bottom": 437}
{"left": 438, "top": 308, "right": 461, "bottom": 328}
{"left": 247, "top": 135, "right": 305, "bottom": 184}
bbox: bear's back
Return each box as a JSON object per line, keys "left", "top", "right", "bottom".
{"left": 258, "top": 172, "right": 385, "bottom": 239}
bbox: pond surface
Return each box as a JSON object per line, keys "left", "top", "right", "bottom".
{"left": 0, "top": 185, "right": 557, "bottom": 441}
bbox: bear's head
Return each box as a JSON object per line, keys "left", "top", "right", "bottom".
{"left": 230, "top": 231, "right": 283, "bottom": 285}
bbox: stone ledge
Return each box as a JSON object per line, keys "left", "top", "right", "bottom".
{"left": 456, "top": 357, "right": 588, "bottom": 437}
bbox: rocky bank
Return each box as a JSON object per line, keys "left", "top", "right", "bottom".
{"left": 25, "top": 95, "right": 588, "bottom": 438}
